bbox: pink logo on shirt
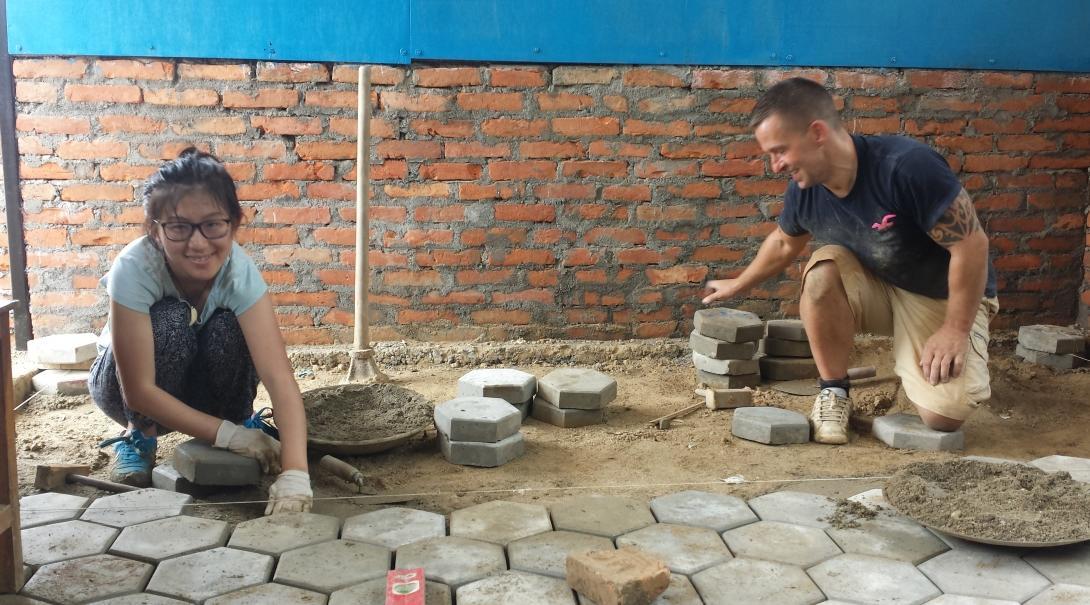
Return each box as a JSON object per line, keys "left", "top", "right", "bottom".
{"left": 871, "top": 214, "right": 896, "bottom": 231}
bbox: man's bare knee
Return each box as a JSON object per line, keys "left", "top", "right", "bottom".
{"left": 803, "top": 260, "right": 845, "bottom": 302}
{"left": 916, "top": 406, "right": 964, "bottom": 432}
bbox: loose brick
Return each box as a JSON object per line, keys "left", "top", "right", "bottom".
{"left": 566, "top": 547, "right": 670, "bottom": 605}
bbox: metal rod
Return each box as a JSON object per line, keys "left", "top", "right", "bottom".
{"left": 353, "top": 65, "right": 371, "bottom": 350}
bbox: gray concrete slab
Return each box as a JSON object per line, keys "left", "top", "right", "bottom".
{"left": 274, "top": 539, "right": 390, "bottom": 592}
{"left": 810, "top": 554, "right": 941, "bottom": 605}
{"left": 747, "top": 490, "right": 839, "bottom": 529}
{"left": 19, "top": 492, "right": 90, "bottom": 529}
{"left": 731, "top": 406, "right": 810, "bottom": 445}
{"left": 696, "top": 369, "right": 760, "bottom": 390}
{"left": 689, "top": 330, "right": 757, "bottom": 360}
{"left": 1018, "top": 324, "right": 1086, "bottom": 354}
{"left": 691, "top": 558, "right": 824, "bottom": 605}
{"left": 692, "top": 352, "right": 759, "bottom": 376}
{"left": 917, "top": 549, "right": 1051, "bottom": 602}
{"left": 172, "top": 439, "right": 261, "bottom": 486}
{"left": 342, "top": 506, "right": 446, "bottom": 550}
{"left": 650, "top": 490, "right": 758, "bottom": 532}
{"left": 766, "top": 319, "right": 809, "bottom": 342}
{"left": 537, "top": 368, "right": 617, "bottom": 409}
{"left": 762, "top": 337, "right": 812, "bottom": 357}
{"left": 21, "top": 519, "right": 118, "bottom": 566}
{"left": 0, "top": 597, "right": 49, "bottom": 605}
{"left": 827, "top": 515, "right": 949, "bottom": 564}
{"left": 759, "top": 356, "right": 819, "bottom": 381}
{"left": 146, "top": 547, "right": 273, "bottom": 603}
{"left": 228, "top": 512, "right": 340, "bottom": 556}
{"left": 151, "top": 462, "right": 221, "bottom": 497}
{"left": 579, "top": 573, "right": 703, "bottom": 605}
{"left": 514, "top": 397, "right": 532, "bottom": 419}
{"left": 1023, "top": 541, "right": 1090, "bottom": 587}
{"left": 204, "top": 583, "right": 328, "bottom": 605}
{"left": 508, "top": 530, "right": 615, "bottom": 579}
{"left": 110, "top": 515, "right": 230, "bottom": 563}
{"left": 530, "top": 397, "right": 605, "bottom": 428}
{"left": 439, "top": 431, "right": 525, "bottom": 467}
{"left": 549, "top": 495, "right": 656, "bottom": 539}
{"left": 722, "top": 520, "right": 841, "bottom": 567}
{"left": 1016, "top": 344, "right": 1082, "bottom": 370}
{"left": 1025, "top": 584, "right": 1090, "bottom": 605}
{"left": 450, "top": 500, "right": 552, "bottom": 545}
{"left": 693, "top": 308, "right": 764, "bottom": 343}
{"left": 873, "top": 413, "right": 965, "bottom": 451}
{"left": 922, "top": 597, "right": 1019, "bottom": 605}
{"left": 1029, "top": 454, "right": 1090, "bottom": 482}
{"left": 434, "top": 396, "right": 522, "bottom": 443}
{"left": 89, "top": 595, "right": 191, "bottom": 604}
{"left": 457, "top": 368, "right": 538, "bottom": 404}
{"left": 848, "top": 487, "right": 890, "bottom": 512}
{"left": 31, "top": 369, "right": 89, "bottom": 395}
{"left": 394, "top": 536, "right": 506, "bottom": 589}
{"left": 27, "top": 333, "right": 98, "bottom": 365}
{"left": 617, "top": 523, "right": 732, "bottom": 575}
{"left": 80, "top": 488, "right": 192, "bottom": 529}
{"left": 21, "top": 554, "right": 153, "bottom": 604}
{"left": 457, "top": 570, "right": 576, "bottom": 605}
{"left": 329, "top": 578, "right": 452, "bottom": 605}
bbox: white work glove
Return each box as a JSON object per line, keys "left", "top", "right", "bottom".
{"left": 214, "top": 420, "right": 281, "bottom": 475}
{"left": 265, "top": 470, "right": 313, "bottom": 515}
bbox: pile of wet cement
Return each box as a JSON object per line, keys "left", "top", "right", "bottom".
{"left": 303, "top": 383, "right": 433, "bottom": 441}
{"left": 884, "top": 459, "right": 1090, "bottom": 543}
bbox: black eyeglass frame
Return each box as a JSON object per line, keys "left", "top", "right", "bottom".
{"left": 153, "top": 219, "right": 233, "bottom": 242}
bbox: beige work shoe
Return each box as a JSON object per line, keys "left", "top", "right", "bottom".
{"left": 810, "top": 388, "right": 851, "bottom": 445}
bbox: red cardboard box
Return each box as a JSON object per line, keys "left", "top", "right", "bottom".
{"left": 386, "top": 568, "right": 425, "bottom": 605}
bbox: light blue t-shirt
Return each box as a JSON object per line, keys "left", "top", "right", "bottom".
{"left": 97, "top": 236, "right": 267, "bottom": 352}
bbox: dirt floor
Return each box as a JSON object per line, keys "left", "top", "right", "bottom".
{"left": 12, "top": 332, "right": 1090, "bottom": 526}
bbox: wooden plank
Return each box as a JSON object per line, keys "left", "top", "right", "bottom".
{"left": 0, "top": 308, "right": 24, "bottom": 592}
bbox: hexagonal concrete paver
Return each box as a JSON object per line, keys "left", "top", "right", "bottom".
{"left": 91, "top": 594, "right": 194, "bottom": 604}
{"left": 747, "top": 490, "right": 839, "bottom": 529}
{"left": 110, "top": 515, "right": 230, "bottom": 563}
{"left": 650, "top": 490, "right": 758, "bottom": 532}
{"left": 693, "top": 308, "right": 764, "bottom": 343}
{"left": 146, "top": 547, "right": 273, "bottom": 602}
{"left": 21, "top": 554, "right": 153, "bottom": 604}
{"left": 1025, "top": 584, "right": 1090, "bottom": 604}
{"left": 457, "top": 368, "right": 537, "bottom": 404}
{"left": 1029, "top": 455, "right": 1090, "bottom": 482}
{"left": 509, "top": 530, "right": 615, "bottom": 579}
{"left": 922, "top": 597, "right": 1019, "bottom": 605}
{"left": 19, "top": 492, "right": 90, "bottom": 529}
{"left": 228, "top": 512, "right": 340, "bottom": 555}
{"left": 395, "top": 536, "right": 506, "bottom": 588}
{"left": 826, "top": 516, "right": 949, "bottom": 564}
{"left": 21, "top": 519, "right": 118, "bottom": 566}
{"left": 810, "top": 554, "right": 941, "bottom": 605}
{"left": 722, "top": 521, "right": 841, "bottom": 567}
{"left": 450, "top": 500, "right": 552, "bottom": 545}
{"left": 848, "top": 487, "right": 891, "bottom": 511}
{"left": 328, "top": 578, "right": 451, "bottom": 605}
{"left": 274, "top": 539, "right": 390, "bottom": 592}
{"left": 204, "top": 582, "right": 327, "bottom": 604}
{"left": 342, "top": 506, "right": 446, "bottom": 550}
{"left": 918, "top": 549, "right": 1051, "bottom": 602}
{"left": 458, "top": 570, "right": 576, "bottom": 605}
{"left": 537, "top": 368, "right": 617, "bottom": 409}
{"left": 577, "top": 573, "right": 702, "bottom": 605}
{"left": 80, "top": 488, "right": 192, "bottom": 528}
{"left": 1023, "top": 541, "right": 1090, "bottom": 587}
{"left": 873, "top": 413, "right": 965, "bottom": 451}
{"left": 691, "top": 558, "right": 824, "bottom": 605}
{"left": 550, "top": 495, "right": 655, "bottom": 538}
{"left": 731, "top": 407, "right": 809, "bottom": 445}
{"left": 434, "top": 396, "right": 522, "bottom": 442}
{"left": 616, "top": 523, "right": 732, "bottom": 576}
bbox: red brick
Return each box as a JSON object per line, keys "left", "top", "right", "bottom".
{"left": 416, "top": 162, "right": 480, "bottom": 181}
{"left": 693, "top": 123, "right": 749, "bottom": 136}
{"left": 60, "top": 184, "right": 133, "bottom": 202}
{"left": 726, "top": 141, "right": 764, "bottom": 159}
{"left": 918, "top": 96, "right": 982, "bottom": 113}
{"left": 520, "top": 141, "right": 585, "bottom": 159}
{"left": 734, "top": 179, "right": 788, "bottom": 196}
{"left": 553, "top": 66, "right": 616, "bottom": 85}
{"left": 576, "top": 269, "right": 608, "bottom": 284}
{"left": 304, "top": 90, "right": 357, "bottom": 108}
{"left": 98, "top": 59, "right": 173, "bottom": 80}
{"left": 1036, "top": 74, "right": 1090, "bottom": 93}
{"left": 962, "top": 154, "right": 1029, "bottom": 172}
{"left": 16, "top": 82, "right": 58, "bottom": 103}
{"left": 489, "top": 249, "right": 555, "bottom": 266}
{"left": 385, "top": 183, "right": 451, "bottom": 198}
{"left": 997, "top": 135, "right": 1056, "bottom": 152}
{"left": 668, "top": 182, "right": 720, "bottom": 199}
{"left": 493, "top": 289, "right": 554, "bottom": 305}
{"left": 707, "top": 98, "right": 757, "bottom": 114}
{"left": 602, "top": 185, "right": 652, "bottom": 203}
{"left": 564, "top": 248, "right": 599, "bottom": 266}
{"left": 379, "top": 91, "right": 450, "bottom": 112}
{"left": 236, "top": 182, "right": 300, "bottom": 201}
{"left": 1035, "top": 116, "right": 1090, "bottom": 133}
{"left": 973, "top": 193, "right": 1022, "bottom": 212}
{"left": 96, "top": 114, "right": 165, "bottom": 134}
{"left": 528, "top": 270, "right": 558, "bottom": 287}
{"left": 623, "top": 69, "right": 685, "bottom": 87}
{"left": 1028, "top": 192, "right": 1085, "bottom": 210}
{"left": 257, "top": 62, "right": 329, "bottom": 82}
{"left": 987, "top": 217, "right": 1045, "bottom": 232}
{"left": 617, "top": 248, "right": 668, "bottom": 265}
{"left": 311, "top": 228, "right": 353, "bottom": 245}
{"left": 834, "top": 71, "right": 898, "bottom": 89}
{"left": 178, "top": 63, "right": 249, "bottom": 80}
{"left": 332, "top": 65, "right": 405, "bottom": 85}
{"left": 414, "top": 67, "right": 481, "bottom": 87}
{"left": 1056, "top": 171, "right": 1088, "bottom": 188}
{"left": 16, "top": 115, "right": 90, "bottom": 135}
{"left": 623, "top": 120, "right": 691, "bottom": 137}
{"left": 585, "top": 227, "right": 646, "bottom": 245}
{"left": 980, "top": 72, "right": 1033, "bottom": 89}
{"left": 329, "top": 116, "right": 397, "bottom": 138}
{"left": 57, "top": 140, "right": 128, "bottom": 160}
{"left": 994, "top": 254, "right": 1042, "bottom": 270}
{"left": 561, "top": 160, "right": 627, "bottom": 178}
{"left": 417, "top": 250, "right": 481, "bottom": 267}
{"left": 176, "top": 117, "right": 246, "bottom": 136}
{"left": 71, "top": 228, "right": 142, "bottom": 246}
{"left": 458, "top": 183, "right": 521, "bottom": 200}
{"left": 216, "top": 141, "right": 286, "bottom": 159}
{"left": 907, "top": 70, "right": 967, "bottom": 89}
{"left": 533, "top": 228, "right": 577, "bottom": 246}
{"left": 692, "top": 69, "right": 755, "bottom": 89}
{"left": 536, "top": 92, "right": 595, "bottom": 111}
{"left": 375, "top": 140, "right": 442, "bottom": 160}
{"left": 997, "top": 173, "right": 1052, "bottom": 189}
{"left": 1057, "top": 96, "right": 1090, "bottom": 114}
{"left": 851, "top": 96, "right": 898, "bottom": 112}
{"left": 587, "top": 141, "right": 652, "bottom": 158}
{"left": 635, "top": 161, "right": 699, "bottom": 179}
{"left": 552, "top": 117, "right": 620, "bottom": 136}
{"left": 410, "top": 119, "right": 475, "bottom": 138}
{"left": 488, "top": 160, "right": 556, "bottom": 180}
{"left": 402, "top": 229, "right": 456, "bottom": 248}
{"left": 988, "top": 95, "right": 1046, "bottom": 112}
{"left": 413, "top": 206, "right": 465, "bottom": 222}
{"left": 853, "top": 116, "right": 902, "bottom": 134}
{"left": 21, "top": 183, "right": 56, "bottom": 200}
{"left": 972, "top": 118, "right": 1027, "bottom": 134}
{"left": 482, "top": 118, "right": 548, "bottom": 138}
{"left": 490, "top": 67, "right": 546, "bottom": 88}
{"left": 660, "top": 143, "right": 720, "bottom": 159}
{"left": 637, "top": 96, "right": 697, "bottom": 113}
{"left": 250, "top": 116, "right": 322, "bottom": 136}
{"left": 264, "top": 246, "right": 333, "bottom": 264}
{"left": 647, "top": 265, "right": 708, "bottom": 285}
{"left": 445, "top": 141, "right": 511, "bottom": 158}
{"left": 1027, "top": 236, "right": 1080, "bottom": 252}
{"left": 143, "top": 88, "right": 218, "bottom": 106}
{"left": 456, "top": 92, "right": 523, "bottom": 111}
{"left": 26, "top": 251, "right": 99, "bottom": 268}
{"left": 495, "top": 204, "right": 555, "bottom": 222}
{"left": 20, "top": 162, "right": 74, "bottom": 180}
{"left": 470, "top": 309, "right": 531, "bottom": 325}
{"left": 263, "top": 207, "right": 330, "bottom": 224}
{"left": 357, "top": 160, "right": 409, "bottom": 181}
{"left": 456, "top": 269, "right": 515, "bottom": 285}
{"left": 34, "top": 291, "right": 101, "bottom": 308}
{"left": 25, "top": 228, "right": 68, "bottom": 247}
{"left": 603, "top": 95, "right": 628, "bottom": 111}
{"left": 763, "top": 69, "right": 828, "bottom": 86}
{"left": 693, "top": 246, "right": 746, "bottom": 262}
{"left": 533, "top": 183, "right": 595, "bottom": 200}
{"left": 296, "top": 141, "right": 355, "bottom": 160}
{"left": 706, "top": 202, "right": 760, "bottom": 219}
{"left": 636, "top": 205, "right": 699, "bottom": 221}
{"left": 222, "top": 89, "right": 297, "bottom": 108}
{"left": 264, "top": 162, "right": 334, "bottom": 181}
{"left": 933, "top": 135, "right": 992, "bottom": 153}
{"left": 702, "top": 159, "right": 764, "bottom": 177}
{"left": 1028, "top": 155, "right": 1090, "bottom": 169}
{"left": 14, "top": 58, "right": 88, "bottom": 78}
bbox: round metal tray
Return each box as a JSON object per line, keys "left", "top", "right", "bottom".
{"left": 303, "top": 384, "right": 431, "bottom": 456}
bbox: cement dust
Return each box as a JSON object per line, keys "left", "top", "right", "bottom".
{"left": 13, "top": 334, "right": 1090, "bottom": 527}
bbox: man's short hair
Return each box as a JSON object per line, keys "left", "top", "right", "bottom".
{"left": 749, "top": 77, "right": 841, "bottom": 132}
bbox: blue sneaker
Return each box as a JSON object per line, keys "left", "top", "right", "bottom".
{"left": 243, "top": 407, "right": 280, "bottom": 440}
{"left": 99, "top": 428, "right": 157, "bottom": 487}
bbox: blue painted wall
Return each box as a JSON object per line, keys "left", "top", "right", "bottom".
{"left": 7, "top": 0, "right": 1090, "bottom": 72}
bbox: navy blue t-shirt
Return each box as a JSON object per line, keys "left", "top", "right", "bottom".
{"left": 778, "top": 135, "right": 997, "bottom": 300}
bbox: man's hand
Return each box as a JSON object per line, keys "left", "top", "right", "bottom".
{"left": 214, "top": 420, "right": 282, "bottom": 474}
{"left": 265, "top": 470, "right": 313, "bottom": 515}
{"left": 702, "top": 279, "right": 738, "bottom": 305}
{"left": 919, "top": 325, "right": 970, "bottom": 385}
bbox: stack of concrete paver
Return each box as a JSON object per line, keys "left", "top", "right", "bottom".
{"left": 27, "top": 332, "right": 97, "bottom": 396}
{"left": 434, "top": 396, "right": 525, "bottom": 467}
{"left": 456, "top": 368, "right": 537, "bottom": 420}
{"left": 759, "top": 319, "right": 819, "bottom": 382}
{"left": 691, "top": 308, "right": 763, "bottom": 389}
{"left": 1016, "top": 324, "right": 1087, "bottom": 370}
{"left": 153, "top": 439, "right": 262, "bottom": 496}
{"left": 531, "top": 368, "right": 616, "bottom": 428}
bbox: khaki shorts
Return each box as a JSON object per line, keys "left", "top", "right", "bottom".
{"left": 802, "top": 245, "right": 999, "bottom": 421}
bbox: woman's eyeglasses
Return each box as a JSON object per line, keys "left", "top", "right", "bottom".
{"left": 154, "top": 219, "right": 232, "bottom": 242}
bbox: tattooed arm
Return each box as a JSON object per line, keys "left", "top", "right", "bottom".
{"left": 920, "top": 188, "right": 989, "bottom": 385}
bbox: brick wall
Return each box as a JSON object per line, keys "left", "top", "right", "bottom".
{"left": 3, "top": 58, "right": 1089, "bottom": 343}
